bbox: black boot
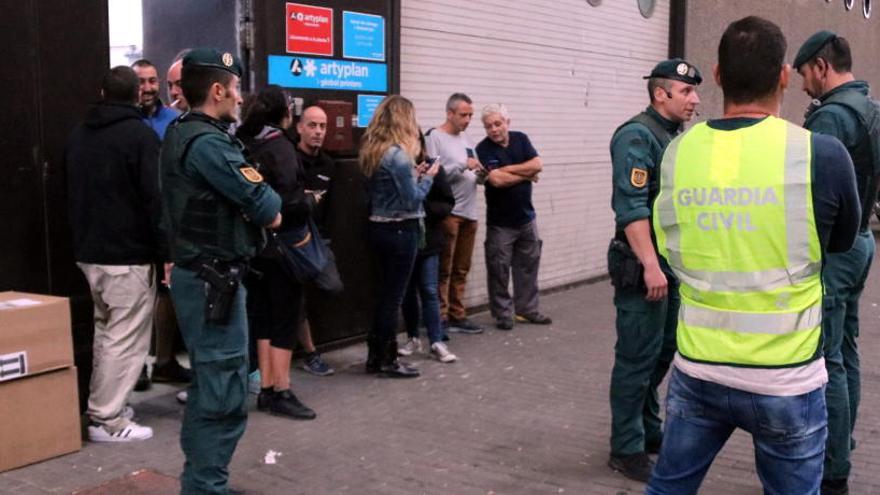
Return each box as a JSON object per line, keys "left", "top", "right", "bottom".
{"left": 365, "top": 336, "right": 382, "bottom": 374}
{"left": 379, "top": 341, "right": 419, "bottom": 378}
{"left": 134, "top": 364, "right": 151, "bottom": 391}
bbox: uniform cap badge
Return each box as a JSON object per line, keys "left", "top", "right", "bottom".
{"left": 676, "top": 63, "right": 688, "bottom": 76}
{"left": 222, "top": 52, "right": 234, "bottom": 67}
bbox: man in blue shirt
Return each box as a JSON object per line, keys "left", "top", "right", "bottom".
{"left": 476, "top": 103, "right": 552, "bottom": 331}
{"left": 132, "top": 59, "right": 180, "bottom": 140}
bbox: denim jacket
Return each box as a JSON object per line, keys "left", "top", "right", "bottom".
{"left": 367, "top": 145, "right": 433, "bottom": 220}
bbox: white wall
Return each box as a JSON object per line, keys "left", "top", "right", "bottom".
{"left": 400, "top": 0, "right": 670, "bottom": 307}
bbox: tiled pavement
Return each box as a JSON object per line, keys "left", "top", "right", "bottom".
{"left": 4, "top": 238, "right": 880, "bottom": 494}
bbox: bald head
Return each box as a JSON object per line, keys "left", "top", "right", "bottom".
{"left": 166, "top": 59, "right": 187, "bottom": 111}
{"left": 297, "top": 106, "right": 328, "bottom": 155}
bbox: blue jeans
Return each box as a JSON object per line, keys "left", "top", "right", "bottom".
{"left": 402, "top": 254, "right": 443, "bottom": 344}
{"left": 368, "top": 221, "right": 419, "bottom": 343}
{"left": 647, "top": 368, "right": 827, "bottom": 495}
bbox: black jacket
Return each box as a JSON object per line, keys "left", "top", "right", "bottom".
{"left": 296, "top": 146, "right": 336, "bottom": 237}
{"left": 66, "top": 102, "right": 164, "bottom": 264}
{"left": 421, "top": 166, "right": 455, "bottom": 257}
{"left": 239, "top": 126, "right": 313, "bottom": 231}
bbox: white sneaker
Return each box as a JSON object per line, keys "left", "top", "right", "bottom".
{"left": 430, "top": 342, "right": 457, "bottom": 363}
{"left": 398, "top": 337, "right": 422, "bottom": 356}
{"left": 88, "top": 421, "right": 153, "bottom": 442}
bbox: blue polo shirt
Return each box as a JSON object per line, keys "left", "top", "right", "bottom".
{"left": 476, "top": 130, "right": 539, "bottom": 228}
{"left": 143, "top": 101, "right": 180, "bottom": 140}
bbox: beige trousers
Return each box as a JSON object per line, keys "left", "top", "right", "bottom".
{"left": 77, "top": 263, "right": 156, "bottom": 431}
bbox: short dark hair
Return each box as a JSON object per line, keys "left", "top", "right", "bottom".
{"left": 101, "top": 66, "right": 139, "bottom": 103}
{"left": 647, "top": 77, "right": 673, "bottom": 103}
{"left": 446, "top": 92, "right": 472, "bottom": 112}
{"left": 181, "top": 65, "right": 235, "bottom": 108}
{"left": 718, "top": 16, "right": 786, "bottom": 104}
{"left": 812, "top": 36, "right": 853, "bottom": 73}
{"left": 130, "top": 59, "right": 155, "bottom": 70}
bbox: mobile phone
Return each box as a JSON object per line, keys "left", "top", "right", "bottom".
{"left": 466, "top": 148, "right": 475, "bottom": 159}
{"left": 426, "top": 155, "right": 439, "bottom": 165}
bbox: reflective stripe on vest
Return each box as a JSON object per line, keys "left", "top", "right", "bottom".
{"left": 653, "top": 116, "right": 822, "bottom": 367}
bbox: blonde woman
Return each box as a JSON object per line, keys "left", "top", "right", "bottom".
{"left": 360, "top": 95, "right": 439, "bottom": 377}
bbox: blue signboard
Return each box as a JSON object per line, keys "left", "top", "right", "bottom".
{"left": 343, "top": 11, "right": 385, "bottom": 61}
{"left": 357, "top": 94, "right": 385, "bottom": 127}
{"left": 268, "top": 55, "right": 387, "bottom": 92}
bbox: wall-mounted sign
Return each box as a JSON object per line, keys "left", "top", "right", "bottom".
{"left": 286, "top": 2, "right": 333, "bottom": 56}
{"left": 268, "top": 55, "right": 388, "bottom": 92}
{"left": 343, "top": 11, "right": 385, "bottom": 61}
{"left": 357, "top": 94, "right": 385, "bottom": 127}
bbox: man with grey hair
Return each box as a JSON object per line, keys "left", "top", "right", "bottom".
{"left": 476, "top": 103, "right": 551, "bottom": 331}
{"left": 426, "top": 93, "right": 485, "bottom": 334}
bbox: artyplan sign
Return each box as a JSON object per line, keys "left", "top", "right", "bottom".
{"left": 286, "top": 2, "right": 333, "bottom": 56}
{"left": 268, "top": 55, "right": 388, "bottom": 92}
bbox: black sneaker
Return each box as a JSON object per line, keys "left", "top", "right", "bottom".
{"left": 269, "top": 389, "right": 317, "bottom": 420}
{"left": 134, "top": 365, "right": 151, "bottom": 392}
{"left": 152, "top": 361, "right": 192, "bottom": 383}
{"left": 257, "top": 387, "right": 273, "bottom": 412}
{"left": 646, "top": 438, "right": 662, "bottom": 455}
{"left": 448, "top": 318, "right": 483, "bottom": 334}
{"left": 496, "top": 319, "right": 514, "bottom": 330}
{"left": 821, "top": 478, "right": 849, "bottom": 495}
{"left": 608, "top": 452, "right": 654, "bottom": 483}
{"left": 515, "top": 313, "right": 553, "bottom": 325}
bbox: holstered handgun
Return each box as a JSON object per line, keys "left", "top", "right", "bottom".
{"left": 195, "top": 260, "right": 248, "bottom": 325}
{"left": 607, "top": 237, "right": 646, "bottom": 290}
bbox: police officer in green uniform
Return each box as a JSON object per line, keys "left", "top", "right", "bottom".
{"left": 160, "top": 48, "right": 282, "bottom": 494}
{"left": 795, "top": 31, "right": 880, "bottom": 495}
{"left": 606, "top": 59, "right": 702, "bottom": 482}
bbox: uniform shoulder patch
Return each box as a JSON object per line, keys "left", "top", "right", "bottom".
{"left": 239, "top": 166, "right": 264, "bottom": 183}
{"left": 630, "top": 168, "right": 648, "bottom": 188}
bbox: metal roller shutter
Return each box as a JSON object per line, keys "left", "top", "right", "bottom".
{"left": 401, "top": 0, "right": 670, "bottom": 307}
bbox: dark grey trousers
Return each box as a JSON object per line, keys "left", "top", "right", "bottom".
{"left": 484, "top": 220, "right": 542, "bottom": 320}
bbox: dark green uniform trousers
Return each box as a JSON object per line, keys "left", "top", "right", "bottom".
{"left": 610, "top": 283, "right": 679, "bottom": 456}
{"left": 823, "top": 229, "right": 875, "bottom": 481}
{"left": 171, "top": 267, "right": 249, "bottom": 495}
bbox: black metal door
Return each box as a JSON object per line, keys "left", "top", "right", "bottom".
{"left": 0, "top": 0, "right": 110, "bottom": 408}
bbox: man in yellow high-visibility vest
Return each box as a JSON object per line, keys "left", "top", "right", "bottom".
{"left": 647, "top": 17, "right": 861, "bottom": 495}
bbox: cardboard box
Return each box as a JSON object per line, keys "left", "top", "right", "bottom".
{"left": 0, "top": 367, "right": 81, "bottom": 472}
{"left": 0, "top": 291, "right": 73, "bottom": 381}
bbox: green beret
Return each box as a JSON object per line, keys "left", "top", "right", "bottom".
{"left": 643, "top": 58, "right": 702, "bottom": 85}
{"left": 183, "top": 47, "right": 243, "bottom": 77}
{"left": 793, "top": 30, "right": 837, "bottom": 70}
